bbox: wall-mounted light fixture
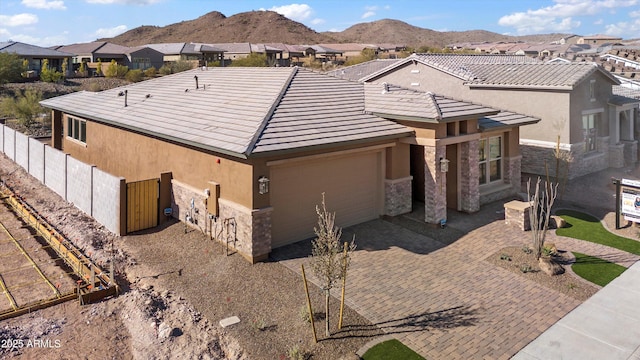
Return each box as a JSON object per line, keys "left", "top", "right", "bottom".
{"left": 258, "top": 176, "right": 270, "bottom": 194}
{"left": 440, "top": 158, "right": 450, "bottom": 173}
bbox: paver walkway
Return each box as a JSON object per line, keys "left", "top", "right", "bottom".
{"left": 273, "top": 200, "right": 640, "bottom": 359}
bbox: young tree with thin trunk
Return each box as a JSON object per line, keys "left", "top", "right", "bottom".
{"left": 309, "top": 193, "right": 355, "bottom": 337}
{"left": 527, "top": 177, "right": 559, "bottom": 260}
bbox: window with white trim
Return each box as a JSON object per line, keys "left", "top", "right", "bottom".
{"left": 479, "top": 136, "right": 502, "bottom": 185}
{"left": 582, "top": 113, "right": 598, "bottom": 152}
{"left": 67, "top": 117, "right": 86, "bottom": 144}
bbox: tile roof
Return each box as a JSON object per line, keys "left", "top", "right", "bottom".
{"left": 94, "top": 43, "right": 131, "bottom": 55}
{"left": 56, "top": 41, "right": 107, "bottom": 55}
{"left": 209, "top": 43, "right": 252, "bottom": 53}
{"left": 613, "top": 85, "right": 640, "bottom": 100}
{"left": 362, "top": 53, "right": 543, "bottom": 82}
{"left": 478, "top": 111, "right": 540, "bottom": 131}
{"left": 364, "top": 82, "right": 499, "bottom": 122}
{"left": 41, "top": 67, "right": 411, "bottom": 158}
{"left": 145, "top": 43, "right": 186, "bottom": 55}
{"left": 464, "top": 62, "right": 619, "bottom": 89}
{"left": 253, "top": 70, "right": 411, "bottom": 154}
{"left": 0, "top": 41, "right": 72, "bottom": 57}
{"left": 325, "top": 59, "right": 401, "bottom": 82}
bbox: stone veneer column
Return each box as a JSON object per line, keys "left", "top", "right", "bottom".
{"left": 623, "top": 140, "right": 638, "bottom": 166}
{"left": 459, "top": 140, "right": 480, "bottom": 213}
{"left": 218, "top": 198, "right": 273, "bottom": 263}
{"left": 504, "top": 155, "right": 522, "bottom": 192}
{"left": 424, "top": 144, "right": 447, "bottom": 223}
{"left": 608, "top": 143, "right": 625, "bottom": 168}
{"left": 384, "top": 176, "right": 412, "bottom": 216}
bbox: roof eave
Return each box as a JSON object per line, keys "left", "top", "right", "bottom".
{"left": 467, "top": 84, "right": 574, "bottom": 91}
{"left": 249, "top": 131, "right": 414, "bottom": 158}
{"left": 479, "top": 118, "right": 540, "bottom": 132}
{"left": 39, "top": 103, "right": 249, "bottom": 160}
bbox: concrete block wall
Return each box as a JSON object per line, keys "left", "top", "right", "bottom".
{"left": 28, "top": 138, "right": 45, "bottom": 183}
{"left": 4, "top": 127, "right": 15, "bottom": 161}
{"left": 0, "top": 124, "right": 123, "bottom": 235}
{"left": 92, "top": 167, "right": 123, "bottom": 234}
{"left": 44, "top": 146, "right": 67, "bottom": 198}
{"left": 15, "top": 132, "right": 29, "bottom": 170}
{"left": 66, "top": 157, "right": 93, "bottom": 215}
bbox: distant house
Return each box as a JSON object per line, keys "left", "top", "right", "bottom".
{"left": 55, "top": 41, "right": 163, "bottom": 74}
{"left": 578, "top": 35, "right": 624, "bottom": 46}
{"left": 40, "top": 66, "right": 539, "bottom": 261}
{"left": 317, "top": 43, "right": 378, "bottom": 60}
{"left": 304, "top": 45, "right": 343, "bottom": 62}
{"left": 0, "top": 41, "right": 72, "bottom": 77}
{"left": 263, "top": 43, "right": 307, "bottom": 66}
{"left": 359, "top": 54, "right": 640, "bottom": 179}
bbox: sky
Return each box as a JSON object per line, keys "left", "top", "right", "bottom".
{"left": 1, "top": 0, "right": 639, "bottom": 47}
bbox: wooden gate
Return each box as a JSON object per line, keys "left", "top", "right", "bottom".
{"left": 126, "top": 178, "right": 159, "bottom": 233}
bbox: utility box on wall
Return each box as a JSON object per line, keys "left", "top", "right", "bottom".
{"left": 207, "top": 181, "right": 220, "bottom": 216}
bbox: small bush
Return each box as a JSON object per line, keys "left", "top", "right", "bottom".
{"left": 521, "top": 246, "right": 533, "bottom": 254}
{"left": 172, "top": 60, "right": 194, "bottom": 73}
{"left": 105, "top": 60, "right": 128, "bottom": 78}
{"left": 286, "top": 345, "right": 309, "bottom": 360}
{"left": 125, "top": 69, "right": 143, "bottom": 82}
{"left": 158, "top": 65, "right": 172, "bottom": 75}
{"left": 299, "top": 306, "right": 311, "bottom": 323}
{"left": 520, "top": 264, "right": 533, "bottom": 273}
{"left": 499, "top": 254, "right": 511, "bottom": 261}
{"left": 251, "top": 316, "right": 267, "bottom": 331}
{"left": 143, "top": 66, "right": 157, "bottom": 78}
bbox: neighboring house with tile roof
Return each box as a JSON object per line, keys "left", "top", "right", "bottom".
{"left": 324, "top": 59, "right": 401, "bottom": 82}
{"left": 40, "top": 66, "right": 538, "bottom": 260}
{"left": 360, "top": 53, "right": 640, "bottom": 179}
{"left": 55, "top": 41, "right": 163, "bottom": 74}
{"left": 0, "top": 41, "right": 72, "bottom": 76}
{"left": 578, "top": 35, "right": 624, "bottom": 46}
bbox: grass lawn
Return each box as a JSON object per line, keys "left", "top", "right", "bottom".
{"left": 362, "top": 339, "right": 425, "bottom": 360}
{"left": 556, "top": 210, "right": 640, "bottom": 255}
{"left": 572, "top": 252, "right": 626, "bottom": 287}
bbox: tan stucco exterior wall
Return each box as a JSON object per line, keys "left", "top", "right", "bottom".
{"left": 370, "top": 62, "right": 575, "bottom": 144}
{"left": 62, "top": 114, "right": 255, "bottom": 209}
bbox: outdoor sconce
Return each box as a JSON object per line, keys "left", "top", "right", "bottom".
{"left": 440, "top": 158, "right": 450, "bottom": 173}
{"left": 258, "top": 176, "right": 270, "bottom": 194}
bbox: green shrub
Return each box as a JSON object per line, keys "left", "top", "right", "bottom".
{"left": 172, "top": 60, "right": 194, "bottom": 73}
{"left": 0, "top": 89, "right": 43, "bottom": 128}
{"left": 40, "top": 59, "right": 63, "bottom": 83}
{"left": 105, "top": 60, "right": 128, "bottom": 78}
{"left": 143, "top": 66, "right": 156, "bottom": 78}
{"left": 158, "top": 65, "right": 172, "bottom": 75}
{"left": 125, "top": 69, "right": 143, "bottom": 82}
{"left": 230, "top": 53, "right": 268, "bottom": 67}
{"left": 0, "top": 53, "right": 26, "bottom": 83}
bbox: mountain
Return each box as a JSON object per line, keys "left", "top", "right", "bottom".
{"left": 326, "top": 19, "right": 570, "bottom": 47}
{"left": 102, "top": 11, "right": 336, "bottom": 46}
{"left": 102, "top": 10, "right": 571, "bottom": 48}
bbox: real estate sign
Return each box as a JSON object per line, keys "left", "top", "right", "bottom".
{"left": 621, "top": 178, "right": 640, "bottom": 221}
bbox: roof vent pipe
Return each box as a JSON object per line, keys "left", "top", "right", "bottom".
{"left": 381, "top": 82, "right": 389, "bottom": 94}
{"left": 194, "top": 75, "right": 199, "bottom": 89}
{"left": 124, "top": 90, "right": 128, "bottom": 107}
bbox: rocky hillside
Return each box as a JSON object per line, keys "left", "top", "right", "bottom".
{"left": 103, "top": 10, "right": 571, "bottom": 48}
{"left": 103, "top": 11, "right": 337, "bottom": 46}
{"left": 327, "top": 19, "right": 570, "bottom": 47}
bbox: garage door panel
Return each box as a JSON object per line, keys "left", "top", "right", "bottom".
{"left": 270, "top": 151, "right": 381, "bottom": 248}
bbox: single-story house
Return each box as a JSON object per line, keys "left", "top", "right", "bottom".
{"left": 360, "top": 54, "right": 640, "bottom": 179}
{"left": 0, "top": 41, "right": 73, "bottom": 76}
{"left": 54, "top": 41, "right": 163, "bottom": 73}
{"left": 40, "top": 67, "right": 538, "bottom": 261}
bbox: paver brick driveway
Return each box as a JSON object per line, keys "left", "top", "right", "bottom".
{"left": 273, "top": 201, "right": 583, "bottom": 359}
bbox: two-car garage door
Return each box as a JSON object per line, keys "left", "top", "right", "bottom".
{"left": 270, "top": 150, "right": 383, "bottom": 248}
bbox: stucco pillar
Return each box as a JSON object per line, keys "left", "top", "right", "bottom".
{"left": 424, "top": 144, "right": 447, "bottom": 224}
{"left": 459, "top": 140, "right": 480, "bottom": 213}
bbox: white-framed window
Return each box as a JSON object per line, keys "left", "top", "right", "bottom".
{"left": 67, "top": 116, "right": 86, "bottom": 144}
{"left": 582, "top": 113, "right": 598, "bottom": 152}
{"left": 479, "top": 136, "right": 502, "bottom": 185}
